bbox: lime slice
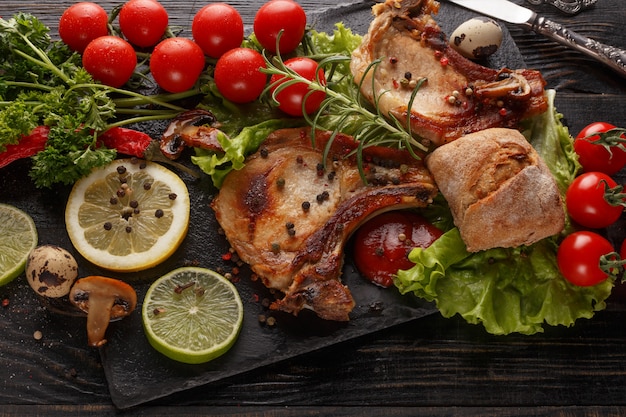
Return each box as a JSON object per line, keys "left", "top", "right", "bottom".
{"left": 0, "top": 204, "right": 38, "bottom": 286}
{"left": 142, "top": 267, "right": 244, "bottom": 364}
{"left": 65, "top": 159, "right": 190, "bottom": 272}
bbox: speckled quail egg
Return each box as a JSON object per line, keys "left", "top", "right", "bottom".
{"left": 26, "top": 245, "right": 79, "bottom": 298}
{"left": 450, "top": 17, "right": 503, "bottom": 60}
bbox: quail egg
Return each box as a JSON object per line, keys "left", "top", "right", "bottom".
{"left": 26, "top": 245, "right": 79, "bottom": 298}
{"left": 450, "top": 17, "right": 503, "bottom": 60}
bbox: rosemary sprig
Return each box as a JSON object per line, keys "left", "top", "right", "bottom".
{"left": 261, "top": 51, "right": 429, "bottom": 181}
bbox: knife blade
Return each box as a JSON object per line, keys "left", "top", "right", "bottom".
{"left": 445, "top": 0, "right": 626, "bottom": 78}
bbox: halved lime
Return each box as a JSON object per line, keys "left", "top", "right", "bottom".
{"left": 142, "top": 267, "right": 244, "bottom": 364}
{"left": 65, "top": 159, "right": 190, "bottom": 272}
{"left": 0, "top": 204, "right": 38, "bottom": 286}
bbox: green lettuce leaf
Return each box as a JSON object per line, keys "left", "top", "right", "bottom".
{"left": 397, "top": 228, "right": 614, "bottom": 335}
{"left": 395, "top": 90, "right": 614, "bottom": 335}
{"left": 191, "top": 118, "right": 300, "bottom": 188}
{"left": 521, "top": 89, "right": 582, "bottom": 195}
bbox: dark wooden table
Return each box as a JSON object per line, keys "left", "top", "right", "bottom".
{"left": 1, "top": 1, "right": 625, "bottom": 416}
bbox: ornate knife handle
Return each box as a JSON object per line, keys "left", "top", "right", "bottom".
{"left": 527, "top": 16, "right": 626, "bottom": 78}
{"left": 526, "top": 0, "right": 597, "bottom": 16}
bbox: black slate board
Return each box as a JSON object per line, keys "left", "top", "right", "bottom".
{"left": 0, "top": 1, "right": 528, "bottom": 410}
{"left": 99, "top": 2, "right": 529, "bottom": 409}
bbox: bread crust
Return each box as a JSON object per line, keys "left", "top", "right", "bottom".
{"left": 426, "top": 128, "right": 565, "bottom": 252}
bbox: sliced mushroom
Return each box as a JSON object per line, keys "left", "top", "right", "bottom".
{"left": 69, "top": 276, "right": 137, "bottom": 347}
{"left": 160, "top": 109, "right": 226, "bottom": 160}
{"left": 473, "top": 70, "right": 532, "bottom": 100}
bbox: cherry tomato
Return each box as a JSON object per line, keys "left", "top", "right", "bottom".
{"left": 192, "top": 3, "right": 244, "bottom": 58}
{"left": 557, "top": 231, "right": 614, "bottom": 286}
{"left": 82, "top": 36, "right": 137, "bottom": 88}
{"left": 565, "top": 171, "right": 624, "bottom": 229}
{"left": 59, "top": 2, "right": 109, "bottom": 53}
{"left": 214, "top": 48, "right": 267, "bottom": 103}
{"left": 118, "top": 0, "right": 169, "bottom": 48}
{"left": 573, "top": 122, "right": 626, "bottom": 175}
{"left": 149, "top": 37, "right": 205, "bottom": 93}
{"left": 253, "top": 0, "right": 307, "bottom": 54}
{"left": 352, "top": 211, "right": 443, "bottom": 288}
{"left": 269, "top": 57, "right": 326, "bottom": 116}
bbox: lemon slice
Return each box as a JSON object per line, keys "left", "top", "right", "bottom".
{"left": 65, "top": 159, "right": 190, "bottom": 272}
{"left": 142, "top": 267, "right": 244, "bottom": 364}
{"left": 0, "top": 204, "right": 38, "bottom": 286}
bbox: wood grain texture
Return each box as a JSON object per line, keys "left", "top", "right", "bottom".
{"left": 0, "top": 1, "right": 625, "bottom": 415}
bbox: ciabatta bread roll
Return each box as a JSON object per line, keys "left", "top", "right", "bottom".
{"left": 426, "top": 128, "right": 565, "bottom": 252}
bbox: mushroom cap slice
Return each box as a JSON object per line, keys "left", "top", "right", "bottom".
{"left": 69, "top": 276, "right": 137, "bottom": 347}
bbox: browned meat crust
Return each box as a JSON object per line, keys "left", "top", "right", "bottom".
{"left": 211, "top": 127, "right": 438, "bottom": 321}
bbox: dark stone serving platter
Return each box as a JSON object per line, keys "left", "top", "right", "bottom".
{"left": 0, "top": 1, "right": 527, "bottom": 410}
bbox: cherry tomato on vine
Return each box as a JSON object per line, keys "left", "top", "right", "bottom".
{"left": 82, "top": 36, "right": 137, "bottom": 88}
{"left": 557, "top": 231, "right": 615, "bottom": 286}
{"left": 352, "top": 211, "right": 443, "bottom": 288}
{"left": 214, "top": 48, "right": 267, "bottom": 103}
{"left": 192, "top": 3, "right": 244, "bottom": 58}
{"left": 59, "top": 2, "right": 109, "bottom": 53}
{"left": 565, "top": 171, "right": 625, "bottom": 229}
{"left": 269, "top": 57, "right": 326, "bottom": 117}
{"left": 119, "top": 0, "right": 169, "bottom": 48}
{"left": 149, "top": 37, "right": 205, "bottom": 93}
{"left": 253, "top": 0, "right": 307, "bottom": 54}
{"left": 573, "top": 122, "right": 626, "bottom": 175}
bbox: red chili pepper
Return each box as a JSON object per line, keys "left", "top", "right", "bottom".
{"left": 98, "top": 127, "right": 153, "bottom": 158}
{"left": 0, "top": 126, "right": 50, "bottom": 169}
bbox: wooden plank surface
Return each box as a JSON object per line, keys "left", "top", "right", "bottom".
{"left": 1, "top": 0, "right": 625, "bottom": 415}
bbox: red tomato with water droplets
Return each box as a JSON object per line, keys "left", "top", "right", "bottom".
{"left": 253, "top": 0, "right": 306, "bottom": 54}
{"left": 214, "top": 48, "right": 267, "bottom": 103}
{"left": 82, "top": 36, "right": 137, "bottom": 88}
{"left": 119, "top": 0, "right": 169, "bottom": 48}
{"left": 192, "top": 3, "right": 244, "bottom": 58}
{"left": 149, "top": 37, "right": 205, "bottom": 93}
{"left": 59, "top": 2, "right": 109, "bottom": 53}
{"left": 352, "top": 211, "right": 443, "bottom": 288}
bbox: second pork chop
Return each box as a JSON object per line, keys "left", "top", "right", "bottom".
{"left": 350, "top": 0, "right": 548, "bottom": 147}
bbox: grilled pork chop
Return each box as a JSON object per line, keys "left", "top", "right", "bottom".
{"left": 351, "top": 0, "right": 548, "bottom": 146}
{"left": 211, "top": 127, "right": 437, "bottom": 321}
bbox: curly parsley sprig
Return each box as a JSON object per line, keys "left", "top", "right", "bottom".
{"left": 0, "top": 13, "right": 200, "bottom": 187}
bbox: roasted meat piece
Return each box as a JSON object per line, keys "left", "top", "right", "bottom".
{"left": 211, "top": 127, "right": 438, "bottom": 321}
{"left": 350, "top": 0, "right": 548, "bottom": 146}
